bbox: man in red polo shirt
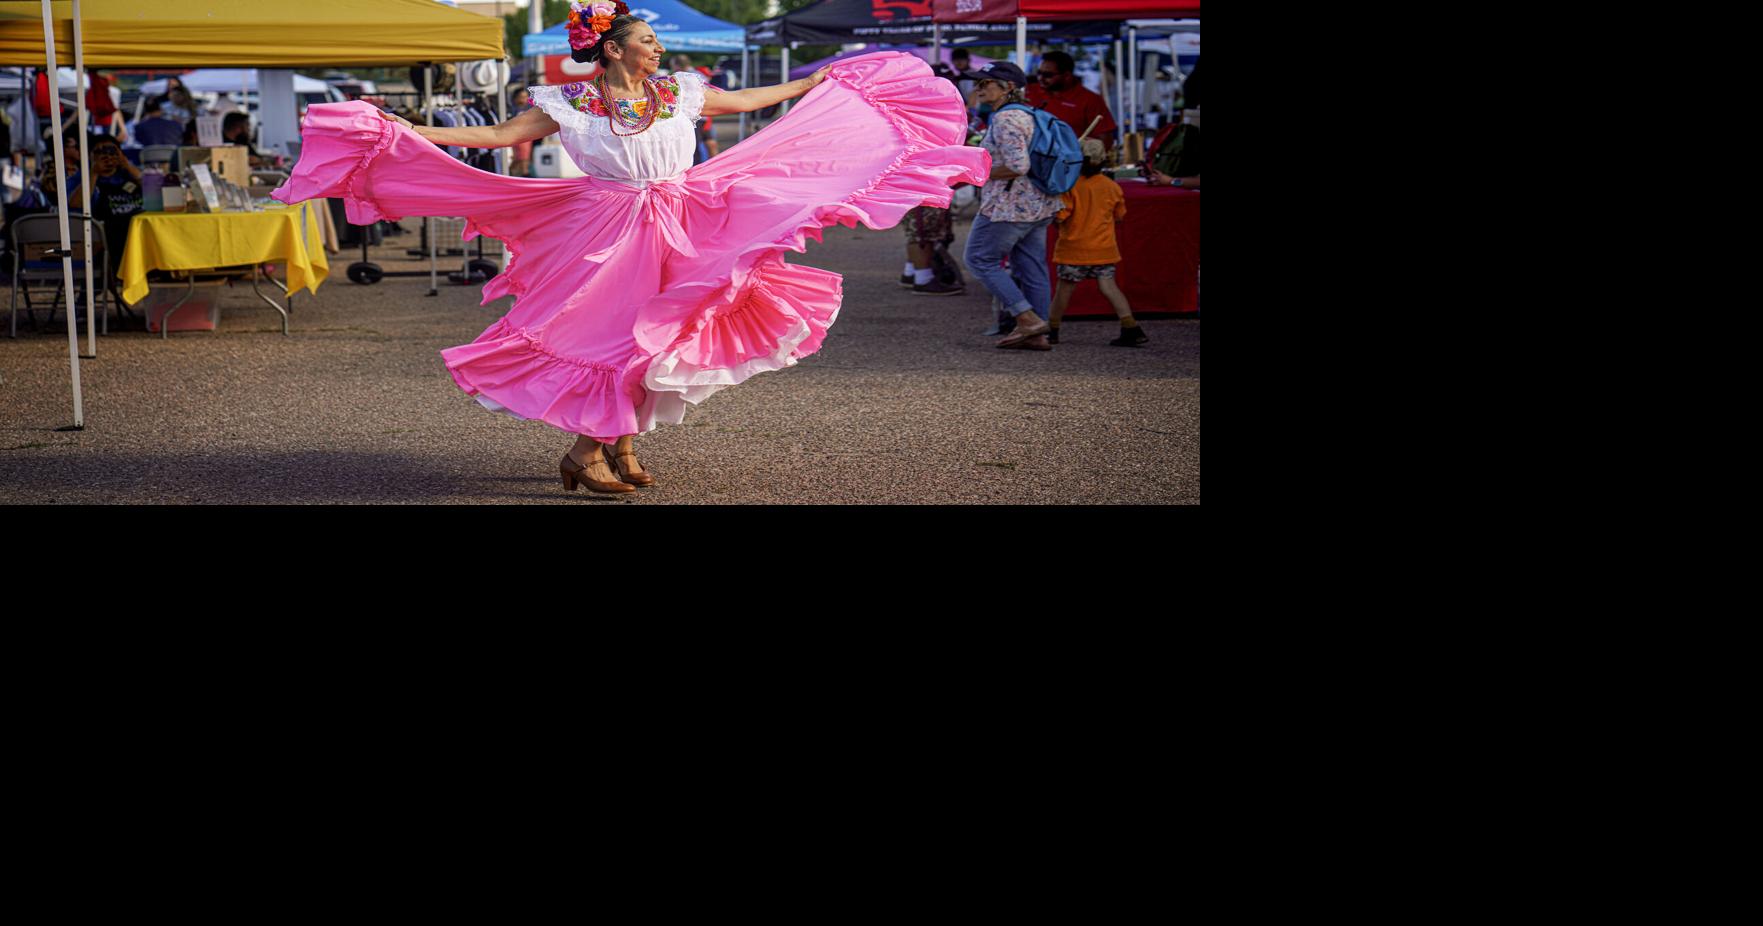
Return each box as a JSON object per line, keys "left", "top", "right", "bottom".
{"left": 1025, "top": 50, "right": 1117, "bottom": 151}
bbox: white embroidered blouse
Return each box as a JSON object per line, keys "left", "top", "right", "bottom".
{"left": 526, "top": 71, "right": 709, "bottom": 186}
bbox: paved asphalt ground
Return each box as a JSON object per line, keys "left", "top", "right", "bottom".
{"left": 1, "top": 206, "right": 1199, "bottom": 505}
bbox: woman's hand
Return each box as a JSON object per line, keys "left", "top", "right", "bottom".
{"left": 378, "top": 110, "right": 415, "bottom": 130}
{"left": 806, "top": 65, "right": 833, "bottom": 89}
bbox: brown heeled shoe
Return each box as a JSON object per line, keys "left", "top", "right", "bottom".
{"left": 560, "top": 451, "right": 636, "bottom": 494}
{"left": 611, "top": 448, "right": 656, "bottom": 487}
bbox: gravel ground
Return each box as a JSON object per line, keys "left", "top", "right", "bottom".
{"left": 1, "top": 211, "right": 1199, "bottom": 504}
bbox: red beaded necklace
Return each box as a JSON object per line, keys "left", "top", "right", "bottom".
{"left": 598, "top": 73, "right": 658, "bottom": 136}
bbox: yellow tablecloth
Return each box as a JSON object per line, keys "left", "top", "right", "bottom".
{"left": 120, "top": 202, "right": 329, "bottom": 306}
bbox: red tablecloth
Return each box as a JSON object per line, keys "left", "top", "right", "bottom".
{"left": 1047, "top": 181, "right": 1199, "bottom": 317}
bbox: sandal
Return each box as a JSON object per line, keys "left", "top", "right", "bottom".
{"left": 997, "top": 316, "right": 1050, "bottom": 347}
{"left": 612, "top": 449, "right": 656, "bottom": 487}
{"left": 561, "top": 451, "right": 636, "bottom": 494}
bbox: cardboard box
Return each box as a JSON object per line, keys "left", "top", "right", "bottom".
{"left": 178, "top": 145, "right": 251, "bottom": 186}
{"left": 1122, "top": 132, "right": 1145, "bottom": 166}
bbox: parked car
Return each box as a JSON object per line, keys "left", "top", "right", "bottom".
{"left": 326, "top": 79, "right": 378, "bottom": 101}
{"left": 130, "top": 74, "right": 345, "bottom": 123}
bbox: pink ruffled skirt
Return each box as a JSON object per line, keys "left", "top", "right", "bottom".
{"left": 272, "top": 52, "right": 991, "bottom": 442}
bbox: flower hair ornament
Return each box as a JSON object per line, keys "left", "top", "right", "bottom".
{"left": 568, "top": 2, "right": 630, "bottom": 52}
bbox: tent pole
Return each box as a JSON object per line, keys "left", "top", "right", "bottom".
{"left": 1113, "top": 37, "right": 1124, "bottom": 149}
{"left": 1016, "top": 16, "right": 1027, "bottom": 69}
{"left": 425, "top": 65, "right": 437, "bottom": 297}
{"left": 781, "top": 43, "right": 793, "bottom": 116}
{"left": 74, "top": 0, "right": 95, "bottom": 357}
{"left": 1167, "top": 52, "right": 1176, "bottom": 129}
{"left": 931, "top": 22, "right": 941, "bottom": 69}
{"left": 496, "top": 59, "right": 508, "bottom": 176}
{"left": 20, "top": 67, "right": 42, "bottom": 177}
{"left": 738, "top": 44, "right": 748, "bottom": 142}
{"left": 528, "top": 0, "right": 542, "bottom": 100}
{"left": 41, "top": 0, "right": 83, "bottom": 429}
{"left": 1128, "top": 26, "right": 1138, "bottom": 137}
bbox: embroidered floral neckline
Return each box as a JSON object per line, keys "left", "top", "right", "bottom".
{"left": 561, "top": 74, "right": 682, "bottom": 121}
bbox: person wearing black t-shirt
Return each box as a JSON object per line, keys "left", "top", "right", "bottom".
{"left": 222, "top": 112, "right": 269, "bottom": 168}
{"left": 64, "top": 134, "right": 143, "bottom": 289}
{"left": 223, "top": 112, "right": 268, "bottom": 168}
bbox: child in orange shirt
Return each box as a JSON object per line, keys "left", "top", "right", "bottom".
{"left": 1049, "top": 138, "right": 1146, "bottom": 347}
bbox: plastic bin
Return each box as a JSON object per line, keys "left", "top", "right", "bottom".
{"left": 137, "top": 283, "right": 221, "bottom": 332}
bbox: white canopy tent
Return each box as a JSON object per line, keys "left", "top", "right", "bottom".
{"left": 0, "top": 62, "right": 80, "bottom": 90}
{"left": 138, "top": 70, "right": 337, "bottom": 96}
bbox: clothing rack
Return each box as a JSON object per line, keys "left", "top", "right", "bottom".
{"left": 345, "top": 65, "right": 508, "bottom": 291}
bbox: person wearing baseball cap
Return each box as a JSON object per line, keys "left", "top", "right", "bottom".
{"left": 958, "top": 61, "right": 1030, "bottom": 89}
{"left": 961, "top": 61, "right": 1061, "bottom": 350}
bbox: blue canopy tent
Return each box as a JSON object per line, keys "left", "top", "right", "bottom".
{"left": 521, "top": 0, "right": 743, "bottom": 55}
{"left": 786, "top": 44, "right": 1004, "bottom": 80}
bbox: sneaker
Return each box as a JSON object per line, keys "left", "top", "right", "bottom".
{"left": 912, "top": 280, "right": 964, "bottom": 296}
{"left": 1109, "top": 327, "right": 1149, "bottom": 347}
{"left": 899, "top": 273, "right": 915, "bottom": 288}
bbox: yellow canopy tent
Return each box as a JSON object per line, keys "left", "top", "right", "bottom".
{"left": 0, "top": 0, "right": 504, "bottom": 67}
{"left": 0, "top": 1, "right": 504, "bottom": 429}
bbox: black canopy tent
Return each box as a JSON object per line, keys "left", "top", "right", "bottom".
{"left": 746, "top": 0, "right": 1115, "bottom": 46}
{"left": 737, "top": 0, "right": 1119, "bottom": 139}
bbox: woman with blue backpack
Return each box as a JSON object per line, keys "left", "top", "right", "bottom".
{"left": 960, "top": 62, "right": 1085, "bottom": 350}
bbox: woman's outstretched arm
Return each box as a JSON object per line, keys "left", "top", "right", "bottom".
{"left": 378, "top": 106, "right": 558, "bottom": 148}
{"left": 701, "top": 66, "right": 832, "bottom": 118}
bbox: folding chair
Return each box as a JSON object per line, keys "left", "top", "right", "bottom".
{"left": 8, "top": 214, "right": 113, "bottom": 338}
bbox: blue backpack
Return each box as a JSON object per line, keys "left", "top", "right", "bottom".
{"left": 994, "top": 102, "right": 1084, "bottom": 197}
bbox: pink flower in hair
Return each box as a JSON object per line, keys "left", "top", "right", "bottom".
{"left": 569, "top": 23, "right": 599, "bottom": 50}
{"left": 591, "top": 2, "right": 616, "bottom": 16}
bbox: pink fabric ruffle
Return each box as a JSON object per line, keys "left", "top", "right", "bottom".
{"left": 442, "top": 317, "right": 629, "bottom": 435}
{"left": 273, "top": 51, "right": 990, "bottom": 443}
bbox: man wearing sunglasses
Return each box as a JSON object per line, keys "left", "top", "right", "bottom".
{"left": 1024, "top": 51, "right": 1116, "bottom": 152}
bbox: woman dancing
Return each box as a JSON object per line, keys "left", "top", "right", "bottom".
{"left": 274, "top": 5, "right": 988, "bottom": 494}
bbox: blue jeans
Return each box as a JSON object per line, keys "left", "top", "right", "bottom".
{"left": 964, "top": 213, "right": 1053, "bottom": 321}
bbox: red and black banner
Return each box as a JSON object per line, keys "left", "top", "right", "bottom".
{"left": 747, "top": 0, "right": 1121, "bottom": 45}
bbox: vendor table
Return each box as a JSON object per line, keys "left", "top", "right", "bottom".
{"left": 119, "top": 201, "right": 329, "bottom": 335}
{"left": 1047, "top": 181, "right": 1199, "bottom": 317}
